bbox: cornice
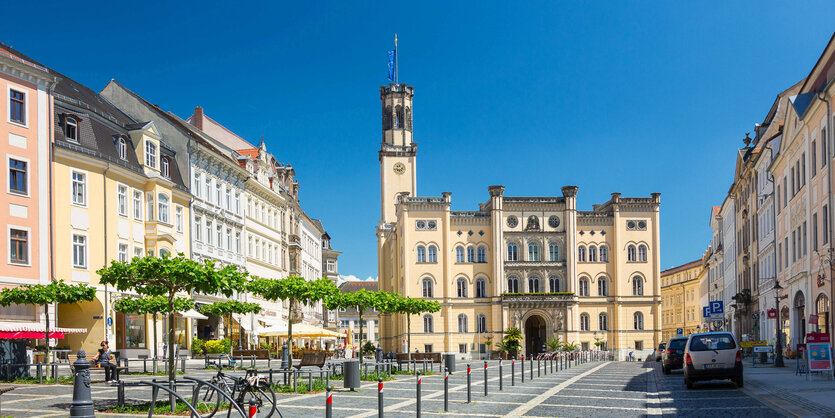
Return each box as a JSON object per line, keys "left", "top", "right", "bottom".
{"left": 0, "top": 55, "right": 56, "bottom": 87}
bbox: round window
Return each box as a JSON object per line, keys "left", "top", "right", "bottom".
{"left": 638, "top": 220, "right": 647, "bottom": 229}
{"left": 427, "top": 220, "right": 437, "bottom": 229}
{"left": 416, "top": 220, "right": 426, "bottom": 229}
{"left": 627, "top": 220, "right": 636, "bottom": 229}
{"left": 548, "top": 216, "right": 560, "bottom": 228}
{"left": 507, "top": 216, "right": 518, "bottom": 228}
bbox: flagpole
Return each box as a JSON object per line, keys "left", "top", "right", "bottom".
{"left": 394, "top": 34, "right": 399, "bottom": 85}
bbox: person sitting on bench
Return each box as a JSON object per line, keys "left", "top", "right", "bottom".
{"left": 93, "top": 340, "right": 118, "bottom": 383}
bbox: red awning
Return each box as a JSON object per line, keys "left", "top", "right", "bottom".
{"left": 0, "top": 322, "right": 86, "bottom": 337}
{"left": 0, "top": 331, "right": 66, "bottom": 339}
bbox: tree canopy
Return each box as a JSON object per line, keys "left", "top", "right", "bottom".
{"left": 248, "top": 275, "right": 338, "bottom": 306}
{"left": 0, "top": 281, "right": 96, "bottom": 306}
{"left": 199, "top": 300, "right": 262, "bottom": 317}
{"left": 114, "top": 296, "right": 194, "bottom": 315}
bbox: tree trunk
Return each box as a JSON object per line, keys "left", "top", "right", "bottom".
{"left": 406, "top": 314, "right": 411, "bottom": 370}
{"left": 44, "top": 303, "right": 50, "bottom": 380}
{"left": 287, "top": 300, "right": 294, "bottom": 366}
{"left": 153, "top": 313, "right": 158, "bottom": 374}
{"left": 167, "top": 294, "right": 176, "bottom": 382}
{"left": 229, "top": 312, "right": 234, "bottom": 358}
{"left": 358, "top": 308, "right": 363, "bottom": 367}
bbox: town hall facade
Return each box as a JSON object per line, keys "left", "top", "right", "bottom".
{"left": 376, "top": 83, "right": 662, "bottom": 360}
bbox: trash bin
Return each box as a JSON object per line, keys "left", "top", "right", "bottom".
{"left": 343, "top": 359, "right": 360, "bottom": 391}
{"left": 443, "top": 353, "right": 456, "bottom": 374}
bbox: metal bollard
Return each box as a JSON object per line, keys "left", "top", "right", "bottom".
{"left": 309, "top": 371, "right": 313, "bottom": 392}
{"left": 378, "top": 377, "right": 384, "bottom": 418}
{"left": 326, "top": 386, "right": 333, "bottom": 418}
{"left": 444, "top": 367, "right": 449, "bottom": 412}
{"left": 512, "top": 359, "right": 515, "bottom": 386}
{"left": 530, "top": 356, "right": 533, "bottom": 380}
{"left": 281, "top": 343, "right": 289, "bottom": 370}
{"left": 499, "top": 359, "right": 503, "bottom": 391}
{"left": 466, "top": 364, "right": 472, "bottom": 403}
{"left": 521, "top": 357, "right": 525, "bottom": 383}
{"left": 484, "top": 361, "right": 488, "bottom": 396}
{"left": 37, "top": 363, "right": 43, "bottom": 384}
{"left": 538, "top": 357, "right": 541, "bottom": 377}
{"left": 416, "top": 371, "right": 422, "bottom": 418}
{"left": 181, "top": 358, "right": 186, "bottom": 373}
{"left": 70, "top": 349, "right": 94, "bottom": 417}
{"left": 117, "top": 380, "right": 125, "bottom": 407}
{"left": 249, "top": 397, "right": 257, "bottom": 418}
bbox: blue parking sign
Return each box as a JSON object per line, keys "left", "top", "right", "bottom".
{"left": 676, "top": 328, "right": 683, "bottom": 336}
{"left": 703, "top": 307, "right": 711, "bottom": 318}
{"left": 710, "top": 301, "right": 724, "bottom": 315}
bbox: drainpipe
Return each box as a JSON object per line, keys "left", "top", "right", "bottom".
{"left": 46, "top": 78, "right": 56, "bottom": 362}
{"left": 819, "top": 86, "right": 833, "bottom": 340}
{"left": 103, "top": 163, "right": 111, "bottom": 343}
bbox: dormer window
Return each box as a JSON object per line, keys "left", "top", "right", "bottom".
{"left": 161, "top": 157, "right": 170, "bottom": 178}
{"left": 118, "top": 137, "right": 127, "bottom": 160}
{"left": 145, "top": 141, "right": 157, "bottom": 168}
{"left": 66, "top": 117, "right": 78, "bottom": 142}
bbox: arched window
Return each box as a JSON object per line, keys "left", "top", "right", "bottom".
{"left": 588, "top": 245, "right": 597, "bottom": 262}
{"left": 549, "top": 276, "right": 560, "bottom": 292}
{"left": 638, "top": 244, "right": 648, "bottom": 262}
{"left": 477, "top": 246, "right": 487, "bottom": 263}
{"left": 580, "top": 313, "right": 590, "bottom": 331}
{"left": 118, "top": 137, "right": 127, "bottom": 160}
{"left": 417, "top": 246, "right": 426, "bottom": 263}
{"left": 159, "top": 248, "right": 171, "bottom": 257}
{"left": 405, "top": 107, "right": 412, "bottom": 130}
{"left": 599, "top": 245, "right": 608, "bottom": 262}
{"left": 507, "top": 243, "right": 519, "bottom": 261}
{"left": 549, "top": 243, "right": 559, "bottom": 261}
{"left": 423, "top": 314, "right": 433, "bottom": 333}
{"left": 578, "top": 278, "right": 590, "bottom": 296}
{"left": 627, "top": 245, "right": 636, "bottom": 262}
{"left": 477, "top": 314, "right": 487, "bottom": 333}
{"left": 817, "top": 294, "right": 831, "bottom": 333}
{"left": 456, "top": 246, "right": 465, "bottom": 263}
{"left": 528, "top": 276, "right": 540, "bottom": 293}
{"left": 157, "top": 193, "right": 170, "bottom": 224}
{"left": 467, "top": 246, "right": 475, "bottom": 263}
{"left": 457, "top": 314, "right": 468, "bottom": 333}
{"left": 66, "top": 117, "right": 78, "bottom": 141}
{"left": 422, "top": 278, "right": 433, "bottom": 298}
{"left": 528, "top": 243, "right": 539, "bottom": 261}
{"left": 598, "top": 277, "right": 608, "bottom": 296}
{"left": 475, "top": 278, "right": 487, "bottom": 298}
{"left": 599, "top": 313, "right": 608, "bottom": 331}
{"left": 507, "top": 276, "right": 519, "bottom": 293}
{"left": 632, "top": 276, "right": 644, "bottom": 296}
{"left": 578, "top": 246, "right": 586, "bottom": 262}
{"left": 457, "top": 278, "right": 468, "bottom": 298}
{"left": 633, "top": 312, "right": 644, "bottom": 330}
{"left": 428, "top": 245, "right": 437, "bottom": 263}
{"left": 395, "top": 105, "right": 404, "bottom": 129}
{"left": 383, "top": 106, "right": 392, "bottom": 130}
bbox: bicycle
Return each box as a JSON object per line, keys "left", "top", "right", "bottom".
{"left": 193, "top": 366, "right": 279, "bottom": 418}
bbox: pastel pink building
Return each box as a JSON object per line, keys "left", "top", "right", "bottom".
{"left": 0, "top": 43, "right": 57, "bottom": 331}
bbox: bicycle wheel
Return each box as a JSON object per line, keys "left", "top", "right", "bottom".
{"left": 249, "top": 382, "right": 279, "bottom": 418}
{"left": 192, "top": 382, "right": 222, "bottom": 418}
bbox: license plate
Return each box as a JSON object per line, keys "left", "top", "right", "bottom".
{"left": 703, "top": 363, "right": 725, "bottom": 369}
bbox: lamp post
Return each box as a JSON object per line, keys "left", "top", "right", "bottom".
{"left": 773, "top": 281, "right": 785, "bottom": 368}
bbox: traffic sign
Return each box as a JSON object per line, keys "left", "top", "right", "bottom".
{"left": 752, "top": 313, "right": 760, "bottom": 320}
{"left": 676, "top": 328, "right": 683, "bottom": 336}
{"left": 710, "top": 301, "right": 724, "bottom": 315}
{"left": 703, "top": 307, "right": 711, "bottom": 318}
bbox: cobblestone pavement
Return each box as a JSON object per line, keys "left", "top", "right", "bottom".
{"left": 0, "top": 359, "right": 786, "bottom": 417}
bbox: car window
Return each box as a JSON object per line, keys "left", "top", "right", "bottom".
{"left": 658, "top": 343, "right": 666, "bottom": 349}
{"left": 689, "top": 334, "right": 736, "bottom": 351}
{"left": 668, "top": 339, "right": 687, "bottom": 349}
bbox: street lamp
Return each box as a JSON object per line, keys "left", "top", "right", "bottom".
{"left": 773, "top": 281, "right": 785, "bottom": 368}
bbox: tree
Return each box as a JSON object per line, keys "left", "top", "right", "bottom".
{"left": 546, "top": 336, "right": 562, "bottom": 352}
{"left": 0, "top": 281, "right": 96, "bottom": 377}
{"left": 248, "top": 275, "right": 338, "bottom": 366}
{"left": 502, "top": 327, "right": 523, "bottom": 358}
{"left": 199, "top": 300, "right": 261, "bottom": 354}
{"left": 326, "top": 289, "right": 394, "bottom": 366}
{"left": 98, "top": 253, "right": 249, "bottom": 381}
{"left": 383, "top": 296, "right": 440, "bottom": 368}
{"left": 114, "top": 296, "right": 194, "bottom": 373}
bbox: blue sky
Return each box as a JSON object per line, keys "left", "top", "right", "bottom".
{"left": 5, "top": 1, "right": 835, "bottom": 279}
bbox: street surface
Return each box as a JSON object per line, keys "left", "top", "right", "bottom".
{"left": 0, "top": 359, "right": 785, "bottom": 417}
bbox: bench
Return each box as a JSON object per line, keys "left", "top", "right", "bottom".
{"left": 69, "top": 355, "right": 127, "bottom": 381}
{"left": 294, "top": 353, "right": 326, "bottom": 370}
{"left": 394, "top": 353, "right": 441, "bottom": 363}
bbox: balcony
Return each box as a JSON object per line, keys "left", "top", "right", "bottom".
{"left": 504, "top": 260, "right": 565, "bottom": 269}
{"left": 501, "top": 292, "right": 575, "bottom": 308}
{"left": 288, "top": 234, "right": 301, "bottom": 248}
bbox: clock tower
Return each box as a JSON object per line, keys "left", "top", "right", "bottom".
{"left": 379, "top": 83, "right": 417, "bottom": 223}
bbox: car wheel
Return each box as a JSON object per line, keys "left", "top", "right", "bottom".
{"left": 685, "top": 378, "right": 693, "bottom": 389}
{"left": 734, "top": 372, "right": 744, "bottom": 388}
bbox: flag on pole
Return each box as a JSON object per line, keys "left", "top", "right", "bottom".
{"left": 387, "top": 49, "right": 396, "bottom": 82}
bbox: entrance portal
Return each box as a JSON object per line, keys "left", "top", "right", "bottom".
{"left": 524, "top": 315, "right": 546, "bottom": 356}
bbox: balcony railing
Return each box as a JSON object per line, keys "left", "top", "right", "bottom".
{"left": 501, "top": 292, "right": 575, "bottom": 305}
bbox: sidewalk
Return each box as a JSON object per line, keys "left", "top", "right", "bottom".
{"left": 744, "top": 358, "right": 835, "bottom": 417}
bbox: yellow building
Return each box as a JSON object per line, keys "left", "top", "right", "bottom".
{"left": 660, "top": 260, "right": 704, "bottom": 342}
{"left": 51, "top": 72, "right": 191, "bottom": 355}
{"left": 376, "top": 83, "right": 662, "bottom": 360}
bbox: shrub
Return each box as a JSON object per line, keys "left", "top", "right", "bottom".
{"left": 362, "top": 341, "right": 376, "bottom": 356}
{"left": 191, "top": 339, "right": 205, "bottom": 356}
{"left": 204, "top": 338, "right": 232, "bottom": 354}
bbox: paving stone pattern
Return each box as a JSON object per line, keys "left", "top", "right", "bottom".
{"left": 0, "top": 359, "right": 790, "bottom": 417}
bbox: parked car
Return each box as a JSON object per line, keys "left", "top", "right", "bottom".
{"left": 683, "top": 331, "right": 742, "bottom": 389}
{"left": 661, "top": 337, "right": 688, "bottom": 374}
{"left": 655, "top": 342, "right": 666, "bottom": 361}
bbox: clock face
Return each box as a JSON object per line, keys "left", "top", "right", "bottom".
{"left": 393, "top": 162, "right": 406, "bottom": 174}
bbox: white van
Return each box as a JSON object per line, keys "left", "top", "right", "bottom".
{"left": 683, "top": 331, "right": 743, "bottom": 389}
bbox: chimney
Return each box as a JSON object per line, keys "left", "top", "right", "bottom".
{"left": 192, "top": 106, "right": 204, "bottom": 129}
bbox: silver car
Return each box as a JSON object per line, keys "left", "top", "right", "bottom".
{"left": 683, "top": 331, "right": 743, "bottom": 389}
